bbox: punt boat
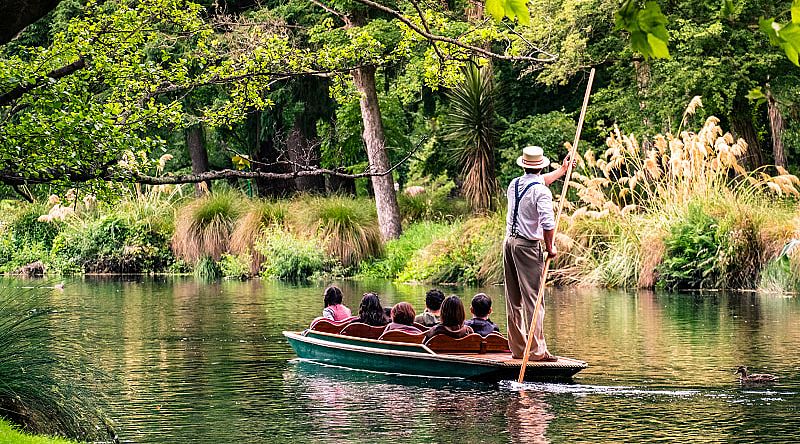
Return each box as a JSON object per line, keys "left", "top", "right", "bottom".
{"left": 283, "top": 320, "right": 587, "bottom": 382}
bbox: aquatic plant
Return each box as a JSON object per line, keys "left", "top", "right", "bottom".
{"left": 172, "top": 190, "right": 244, "bottom": 264}
{"left": 0, "top": 286, "right": 113, "bottom": 441}
{"left": 194, "top": 255, "right": 222, "bottom": 280}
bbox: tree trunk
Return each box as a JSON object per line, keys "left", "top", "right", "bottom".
{"left": 767, "top": 91, "right": 786, "bottom": 168}
{"left": 187, "top": 124, "right": 211, "bottom": 196}
{"left": 287, "top": 77, "right": 329, "bottom": 193}
{"left": 249, "top": 111, "right": 295, "bottom": 197}
{"left": 352, "top": 65, "right": 402, "bottom": 240}
{"left": 730, "top": 98, "right": 763, "bottom": 169}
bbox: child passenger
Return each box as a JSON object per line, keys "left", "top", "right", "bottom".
{"left": 414, "top": 288, "right": 444, "bottom": 327}
{"left": 354, "top": 292, "right": 389, "bottom": 327}
{"left": 383, "top": 302, "right": 422, "bottom": 334}
{"left": 424, "top": 295, "right": 474, "bottom": 340}
{"left": 465, "top": 293, "right": 500, "bottom": 336}
{"left": 321, "top": 285, "right": 352, "bottom": 321}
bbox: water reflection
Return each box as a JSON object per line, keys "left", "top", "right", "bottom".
{"left": 5, "top": 277, "right": 798, "bottom": 443}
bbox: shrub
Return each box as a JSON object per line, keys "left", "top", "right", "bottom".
{"left": 759, "top": 241, "right": 800, "bottom": 293}
{"left": 0, "top": 287, "right": 113, "bottom": 441}
{"left": 397, "top": 179, "right": 469, "bottom": 223}
{"left": 657, "top": 203, "right": 720, "bottom": 290}
{"left": 297, "top": 196, "right": 381, "bottom": 268}
{"left": 172, "top": 191, "right": 244, "bottom": 264}
{"left": 358, "top": 221, "right": 451, "bottom": 279}
{"left": 220, "top": 253, "right": 252, "bottom": 280}
{"left": 255, "top": 229, "right": 329, "bottom": 281}
{"left": 50, "top": 214, "right": 174, "bottom": 274}
{"left": 397, "top": 213, "right": 504, "bottom": 285}
{"left": 194, "top": 255, "right": 222, "bottom": 281}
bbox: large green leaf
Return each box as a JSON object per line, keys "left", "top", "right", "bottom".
{"left": 793, "top": 0, "right": 800, "bottom": 24}
{"left": 485, "top": 0, "right": 505, "bottom": 23}
{"left": 614, "top": 0, "right": 670, "bottom": 59}
{"left": 484, "top": 0, "right": 530, "bottom": 25}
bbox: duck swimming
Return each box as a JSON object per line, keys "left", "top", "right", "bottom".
{"left": 736, "top": 366, "right": 778, "bottom": 383}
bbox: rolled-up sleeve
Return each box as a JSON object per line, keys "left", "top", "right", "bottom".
{"left": 536, "top": 187, "right": 556, "bottom": 230}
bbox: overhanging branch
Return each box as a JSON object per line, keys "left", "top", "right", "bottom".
{"left": 0, "top": 57, "right": 86, "bottom": 107}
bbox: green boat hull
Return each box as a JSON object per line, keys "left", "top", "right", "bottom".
{"left": 284, "top": 331, "right": 586, "bottom": 382}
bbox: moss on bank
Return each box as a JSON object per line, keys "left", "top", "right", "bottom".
{"left": 0, "top": 420, "right": 78, "bottom": 444}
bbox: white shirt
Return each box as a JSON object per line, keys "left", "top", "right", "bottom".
{"left": 505, "top": 173, "right": 555, "bottom": 240}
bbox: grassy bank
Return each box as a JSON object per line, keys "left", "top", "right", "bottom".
{"left": 0, "top": 420, "right": 78, "bottom": 444}
{"left": 2, "top": 118, "right": 798, "bottom": 291}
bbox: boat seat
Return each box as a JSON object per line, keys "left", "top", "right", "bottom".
{"left": 309, "top": 316, "right": 356, "bottom": 335}
{"left": 481, "top": 333, "right": 511, "bottom": 353}
{"left": 378, "top": 330, "right": 426, "bottom": 344}
{"left": 413, "top": 322, "right": 430, "bottom": 332}
{"left": 339, "top": 322, "right": 386, "bottom": 340}
{"left": 424, "top": 333, "right": 484, "bottom": 353}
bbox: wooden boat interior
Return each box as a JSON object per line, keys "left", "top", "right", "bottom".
{"left": 308, "top": 316, "right": 357, "bottom": 334}
{"left": 339, "top": 322, "right": 385, "bottom": 339}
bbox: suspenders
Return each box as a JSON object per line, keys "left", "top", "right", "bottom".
{"left": 510, "top": 176, "right": 542, "bottom": 237}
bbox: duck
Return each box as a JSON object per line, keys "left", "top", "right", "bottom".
{"left": 736, "top": 366, "right": 778, "bottom": 384}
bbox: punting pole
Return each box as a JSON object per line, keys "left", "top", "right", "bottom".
{"left": 517, "top": 68, "right": 596, "bottom": 383}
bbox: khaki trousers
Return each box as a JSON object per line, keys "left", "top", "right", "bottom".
{"left": 503, "top": 236, "right": 549, "bottom": 359}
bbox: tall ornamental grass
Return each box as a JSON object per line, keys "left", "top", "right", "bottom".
{"left": 297, "top": 196, "right": 382, "bottom": 268}
{"left": 0, "top": 287, "right": 112, "bottom": 441}
{"left": 230, "top": 200, "right": 287, "bottom": 275}
{"left": 556, "top": 100, "right": 800, "bottom": 289}
{"left": 172, "top": 190, "right": 244, "bottom": 264}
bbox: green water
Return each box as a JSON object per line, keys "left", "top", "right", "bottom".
{"left": 21, "top": 278, "right": 800, "bottom": 442}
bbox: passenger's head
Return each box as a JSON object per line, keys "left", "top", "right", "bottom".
{"left": 323, "top": 285, "right": 343, "bottom": 308}
{"left": 391, "top": 302, "right": 416, "bottom": 326}
{"left": 425, "top": 288, "right": 445, "bottom": 312}
{"left": 440, "top": 295, "right": 466, "bottom": 328}
{"left": 470, "top": 293, "right": 492, "bottom": 318}
{"left": 358, "top": 292, "right": 385, "bottom": 325}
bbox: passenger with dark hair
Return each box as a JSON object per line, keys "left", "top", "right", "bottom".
{"left": 414, "top": 288, "right": 445, "bottom": 327}
{"left": 424, "top": 295, "right": 473, "bottom": 340}
{"left": 465, "top": 293, "right": 500, "bottom": 336}
{"left": 321, "top": 285, "right": 351, "bottom": 321}
{"left": 354, "top": 292, "right": 389, "bottom": 327}
{"left": 384, "top": 302, "right": 422, "bottom": 334}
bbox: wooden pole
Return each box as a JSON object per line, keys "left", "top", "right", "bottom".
{"left": 517, "top": 68, "right": 595, "bottom": 383}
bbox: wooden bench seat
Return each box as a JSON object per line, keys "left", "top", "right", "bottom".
{"left": 308, "top": 316, "right": 357, "bottom": 335}
{"left": 378, "top": 330, "right": 426, "bottom": 344}
{"left": 425, "top": 332, "right": 511, "bottom": 354}
{"left": 339, "top": 322, "right": 386, "bottom": 340}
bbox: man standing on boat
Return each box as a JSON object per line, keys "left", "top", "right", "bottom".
{"left": 504, "top": 146, "right": 570, "bottom": 361}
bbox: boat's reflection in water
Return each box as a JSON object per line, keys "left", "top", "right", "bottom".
{"left": 284, "top": 360, "right": 557, "bottom": 443}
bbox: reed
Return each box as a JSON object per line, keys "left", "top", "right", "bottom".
{"left": 230, "top": 200, "right": 287, "bottom": 275}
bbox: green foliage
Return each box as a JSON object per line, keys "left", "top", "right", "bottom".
{"left": 0, "top": 419, "right": 78, "bottom": 444}
{"left": 256, "top": 229, "right": 329, "bottom": 282}
{"left": 0, "top": 288, "right": 112, "bottom": 441}
{"left": 397, "top": 179, "right": 469, "bottom": 223}
{"left": 614, "top": 1, "right": 671, "bottom": 59}
{"left": 498, "top": 111, "right": 577, "bottom": 186}
{"left": 485, "top": 0, "right": 531, "bottom": 25}
{"left": 50, "top": 214, "right": 173, "bottom": 274}
{"left": 759, "top": 241, "right": 800, "bottom": 292}
{"left": 220, "top": 253, "right": 252, "bottom": 280}
{"left": 358, "top": 221, "right": 450, "bottom": 279}
{"left": 657, "top": 204, "right": 720, "bottom": 290}
{"left": 194, "top": 255, "right": 222, "bottom": 281}
{"left": 759, "top": 1, "right": 800, "bottom": 65}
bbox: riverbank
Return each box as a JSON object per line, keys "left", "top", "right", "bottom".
{"left": 0, "top": 420, "right": 77, "bottom": 444}
{"left": 3, "top": 119, "right": 799, "bottom": 292}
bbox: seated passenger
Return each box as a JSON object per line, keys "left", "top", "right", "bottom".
{"left": 424, "top": 295, "right": 474, "bottom": 340}
{"left": 321, "top": 285, "right": 352, "bottom": 322}
{"left": 414, "top": 288, "right": 444, "bottom": 327}
{"left": 465, "top": 293, "right": 500, "bottom": 337}
{"left": 354, "top": 292, "right": 389, "bottom": 327}
{"left": 383, "top": 302, "right": 422, "bottom": 335}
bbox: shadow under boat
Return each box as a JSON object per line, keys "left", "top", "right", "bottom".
{"left": 283, "top": 330, "right": 587, "bottom": 383}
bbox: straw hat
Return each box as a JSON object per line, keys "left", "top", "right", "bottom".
{"left": 516, "top": 146, "right": 550, "bottom": 170}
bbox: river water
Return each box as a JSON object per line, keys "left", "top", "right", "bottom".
{"left": 22, "top": 277, "right": 800, "bottom": 442}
